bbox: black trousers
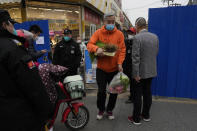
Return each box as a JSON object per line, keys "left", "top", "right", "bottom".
{"left": 96, "top": 68, "right": 118, "bottom": 112}
{"left": 132, "top": 78, "right": 153, "bottom": 122}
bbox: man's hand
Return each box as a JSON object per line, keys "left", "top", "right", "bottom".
{"left": 118, "top": 64, "right": 123, "bottom": 72}
{"left": 96, "top": 48, "right": 104, "bottom": 56}
{"left": 41, "top": 49, "right": 47, "bottom": 53}
{"left": 134, "top": 76, "right": 141, "bottom": 83}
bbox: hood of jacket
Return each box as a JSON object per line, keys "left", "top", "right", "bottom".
{"left": 0, "top": 29, "right": 26, "bottom": 44}
{"left": 21, "top": 29, "right": 34, "bottom": 39}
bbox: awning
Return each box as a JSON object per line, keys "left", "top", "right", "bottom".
{"left": 0, "top": 0, "right": 21, "bottom": 4}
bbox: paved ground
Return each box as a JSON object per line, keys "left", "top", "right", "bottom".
{"left": 53, "top": 89, "right": 197, "bottom": 131}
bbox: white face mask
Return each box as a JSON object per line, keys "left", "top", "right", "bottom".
{"left": 77, "top": 40, "right": 81, "bottom": 43}
{"left": 128, "top": 35, "right": 134, "bottom": 39}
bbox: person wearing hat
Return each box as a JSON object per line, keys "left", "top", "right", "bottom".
{"left": 128, "top": 17, "right": 159, "bottom": 125}
{"left": 128, "top": 27, "right": 136, "bottom": 39}
{"left": 0, "top": 9, "right": 53, "bottom": 130}
{"left": 52, "top": 28, "right": 82, "bottom": 76}
{"left": 123, "top": 27, "right": 136, "bottom": 104}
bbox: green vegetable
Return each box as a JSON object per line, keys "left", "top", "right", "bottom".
{"left": 89, "top": 41, "right": 105, "bottom": 63}
{"left": 88, "top": 41, "right": 117, "bottom": 63}
{"left": 120, "top": 74, "right": 130, "bottom": 92}
{"left": 104, "top": 44, "right": 117, "bottom": 52}
{"left": 95, "top": 41, "right": 106, "bottom": 48}
{"left": 89, "top": 52, "right": 96, "bottom": 63}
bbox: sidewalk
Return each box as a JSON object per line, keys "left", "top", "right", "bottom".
{"left": 53, "top": 87, "right": 197, "bottom": 131}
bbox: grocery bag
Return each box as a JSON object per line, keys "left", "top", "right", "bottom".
{"left": 107, "top": 72, "right": 130, "bottom": 94}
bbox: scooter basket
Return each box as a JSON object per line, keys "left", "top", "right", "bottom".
{"left": 63, "top": 75, "right": 85, "bottom": 99}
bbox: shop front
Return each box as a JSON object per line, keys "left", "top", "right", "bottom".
{"left": 28, "top": 1, "right": 81, "bottom": 44}
{"left": 1, "top": 0, "right": 104, "bottom": 42}
{"left": 0, "top": 1, "right": 81, "bottom": 44}
{"left": 84, "top": 7, "right": 102, "bottom": 40}
{"left": 1, "top": 0, "right": 127, "bottom": 43}
{"left": 28, "top": 3, "right": 80, "bottom": 45}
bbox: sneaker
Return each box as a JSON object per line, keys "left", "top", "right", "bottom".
{"left": 128, "top": 116, "right": 142, "bottom": 125}
{"left": 125, "top": 99, "right": 133, "bottom": 104}
{"left": 107, "top": 111, "right": 115, "bottom": 120}
{"left": 141, "top": 115, "right": 151, "bottom": 122}
{"left": 96, "top": 111, "right": 104, "bottom": 120}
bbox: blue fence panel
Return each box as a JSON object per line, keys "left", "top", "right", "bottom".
{"left": 149, "top": 6, "right": 197, "bottom": 99}
{"left": 84, "top": 50, "right": 96, "bottom": 84}
{"left": 14, "top": 20, "right": 51, "bottom": 64}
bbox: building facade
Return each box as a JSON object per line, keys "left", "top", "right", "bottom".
{"left": 123, "top": 12, "right": 132, "bottom": 30}
{"left": 0, "top": 0, "right": 102, "bottom": 41}
{"left": 0, "top": 0, "right": 131, "bottom": 42}
{"left": 188, "top": 0, "right": 197, "bottom": 5}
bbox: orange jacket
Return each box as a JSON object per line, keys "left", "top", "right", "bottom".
{"left": 87, "top": 26, "right": 126, "bottom": 72}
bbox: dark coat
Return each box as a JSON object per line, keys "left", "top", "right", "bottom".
{"left": 123, "top": 38, "right": 133, "bottom": 78}
{"left": 52, "top": 38, "right": 82, "bottom": 75}
{"left": 0, "top": 30, "right": 53, "bottom": 131}
{"left": 28, "top": 38, "right": 45, "bottom": 61}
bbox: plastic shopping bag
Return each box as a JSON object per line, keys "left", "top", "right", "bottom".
{"left": 107, "top": 72, "right": 130, "bottom": 94}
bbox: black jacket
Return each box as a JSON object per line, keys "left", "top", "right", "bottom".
{"left": 28, "top": 38, "right": 45, "bottom": 61}
{"left": 0, "top": 30, "right": 53, "bottom": 130}
{"left": 52, "top": 38, "right": 82, "bottom": 74}
{"left": 123, "top": 38, "right": 133, "bottom": 77}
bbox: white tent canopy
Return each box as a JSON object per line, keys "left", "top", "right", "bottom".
{"left": 0, "top": 0, "right": 21, "bottom": 4}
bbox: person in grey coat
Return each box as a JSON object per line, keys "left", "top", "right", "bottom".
{"left": 28, "top": 25, "right": 47, "bottom": 61}
{"left": 128, "top": 17, "right": 159, "bottom": 125}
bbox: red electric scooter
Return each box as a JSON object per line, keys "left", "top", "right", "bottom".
{"left": 46, "top": 81, "right": 89, "bottom": 130}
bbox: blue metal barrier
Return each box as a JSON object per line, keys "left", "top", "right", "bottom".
{"left": 149, "top": 6, "right": 197, "bottom": 99}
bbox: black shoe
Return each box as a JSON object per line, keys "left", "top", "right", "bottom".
{"left": 141, "top": 115, "right": 151, "bottom": 122}
{"left": 128, "top": 116, "right": 142, "bottom": 125}
{"left": 125, "top": 99, "right": 133, "bottom": 104}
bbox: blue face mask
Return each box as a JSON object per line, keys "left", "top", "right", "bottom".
{"left": 105, "top": 24, "right": 115, "bottom": 31}
{"left": 13, "top": 29, "right": 17, "bottom": 36}
{"left": 64, "top": 36, "right": 71, "bottom": 42}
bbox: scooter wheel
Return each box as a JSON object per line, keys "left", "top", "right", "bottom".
{"left": 64, "top": 105, "right": 89, "bottom": 130}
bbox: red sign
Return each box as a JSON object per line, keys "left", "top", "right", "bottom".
{"left": 85, "top": 8, "right": 101, "bottom": 24}
{"left": 49, "top": 30, "right": 54, "bottom": 35}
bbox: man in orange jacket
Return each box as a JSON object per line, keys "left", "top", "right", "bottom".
{"left": 87, "top": 12, "right": 126, "bottom": 120}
